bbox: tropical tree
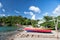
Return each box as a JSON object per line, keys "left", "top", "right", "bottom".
{"left": 44, "top": 16, "right": 52, "bottom": 22}
{"left": 41, "top": 16, "right": 54, "bottom": 28}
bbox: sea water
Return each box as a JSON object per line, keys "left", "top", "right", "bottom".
{"left": 0, "top": 26, "right": 19, "bottom": 40}
{"left": 0, "top": 26, "right": 18, "bottom": 32}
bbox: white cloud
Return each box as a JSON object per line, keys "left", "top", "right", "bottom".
{"left": 31, "top": 14, "right": 35, "bottom": 20}
{"left": 24, "top": 11, "right": 35, "bottom": 20}
{"left": 30, "top": 12, "right": 33, "bottom": 15}
{"left": 7, "top": 15, "right": 10, "bottom": 16}
{"left": 0, "top": 14, "right": 5, "bottom": 17}
{"left": 43, "top": 12, "right": 48, "bottom": 16}
{"left": 0, "top": 2, "right": 3, "bottom": 8}
{"left": 29, "top": 6, "right": 41, "bottom": 13}
{"left": 2, "top": 9, "right": 5, "bottom": 12}
{"left": 15, "top": 10, "right": 20, "bottom": 13}
{"left": 53, "top": 5, "right": 60, "bottom": 16}
{"left": 24, "top": 12, "right": 29, "bottom": 14}
{"left": 37, "top": 18, "right": 43, "bottom": 20}
{"left": 24, "top": 12, "right": 33, "bottom": 16}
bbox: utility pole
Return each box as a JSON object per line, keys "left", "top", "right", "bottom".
{"left": 52, "top": 16, "right": 58, "bottom": 38}
{"left": 55, "top": 18, "right": 58, "bottom": 38}
{"left": 53, "top": 16, "right": 55, "bottom": 26}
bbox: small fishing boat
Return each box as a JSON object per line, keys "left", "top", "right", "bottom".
{"left": 24, "top": 27, "right": 52, "bottom": 33}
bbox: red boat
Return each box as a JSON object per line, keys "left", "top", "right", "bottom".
{"left": 24, "top": 27, "right": 52, "bottom": 33}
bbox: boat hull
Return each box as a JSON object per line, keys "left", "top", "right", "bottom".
{"left": 24, "top": 27, "right": 52, "bottom": 33}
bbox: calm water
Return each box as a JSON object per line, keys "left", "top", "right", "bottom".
{"left": 0, "top": 26, "right": 18, "bottom": 32}
{"left": 0, "top": 26, "right": 20, "bottom": 40}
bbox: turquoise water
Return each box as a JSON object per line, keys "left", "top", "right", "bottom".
{"left": 0, "top": 26, "right": 18, "bottom": 32}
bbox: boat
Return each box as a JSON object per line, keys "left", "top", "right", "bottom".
{"left": 24, "top": 27, "right": 52, "bottom": 33}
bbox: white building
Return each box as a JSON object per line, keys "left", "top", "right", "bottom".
{"left": 37, "top": 19, "right": 45, "bottom": 27}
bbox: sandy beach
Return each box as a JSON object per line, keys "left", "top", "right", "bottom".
{"left": 8, "top": 30, "right": 60, "bottom": 40}
{"left": 13, "top": 38, "right": 60, "bottom": 40}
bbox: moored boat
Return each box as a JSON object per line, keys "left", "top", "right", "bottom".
{"left": 24, "top": 27, "right": 52, "bottom": 33}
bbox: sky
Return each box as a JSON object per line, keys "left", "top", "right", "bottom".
{"left": 0, "top": 0, "right": 60, "bottom": 20}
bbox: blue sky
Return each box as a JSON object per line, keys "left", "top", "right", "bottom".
{"left": 0, "top": 0, "right": 60, "bottom": 20}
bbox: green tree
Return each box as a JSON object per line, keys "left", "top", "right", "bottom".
{"left": 44, "top": 16, "right": 52, "bottom": 22}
